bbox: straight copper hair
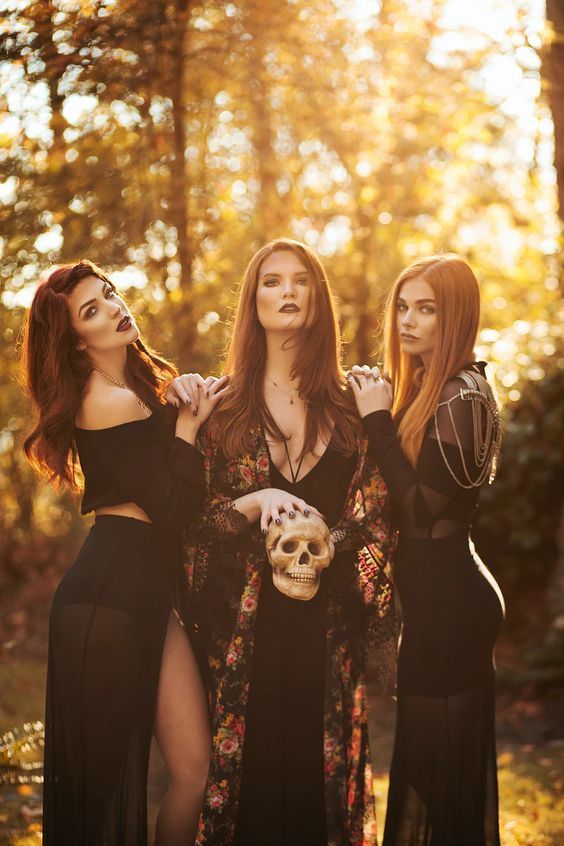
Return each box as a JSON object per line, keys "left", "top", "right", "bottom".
{"left": 212, "top": 238, "right": 360, "bottom": 458}
{"left": 383, "top": 254, "right": 480, "bottom": 466}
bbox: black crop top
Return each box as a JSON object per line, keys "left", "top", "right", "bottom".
{"left": 75, "top": 407, "right": 205, "bottom": 532}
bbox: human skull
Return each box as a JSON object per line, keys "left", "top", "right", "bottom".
{"left": 266, "top": 512, "right": 335, "bottom": 601}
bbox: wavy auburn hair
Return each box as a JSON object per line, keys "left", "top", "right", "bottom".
{"left": 212, "top": 238, "right": 360, "bottom": 458}
{"left": 23, "top": 260, "right": 177, "bottom": 489}
{"left": 383, "top": 254, "right": 480, "bottom": 466}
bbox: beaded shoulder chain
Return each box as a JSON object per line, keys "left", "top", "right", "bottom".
{"left": 434, "top": 368, "right": 502, "bottom": 489}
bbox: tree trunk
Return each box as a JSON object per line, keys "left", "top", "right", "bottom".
{"left": 246, "top": 9, "right": 285, "bottom": 242}
{"left": 539, "top": 0, "right": 564, "bottom": 675}
{"left": 545, "top": 0, "right": 564, "bottom": 224}
{"left": 170, "top": 0, "right": 192, "bottom": 287}
{"left": 251, "top": 74, "right": 283, "bottom": 242}
{"left": 354, "top": 206, "right": 377, "bottom": 364}
{"left": 169, "top": 0, "right": 196, "bottom": 364}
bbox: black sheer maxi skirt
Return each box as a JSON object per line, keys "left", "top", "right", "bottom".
{"left": 383, "top": 531, "right": 505, "bottom": 846}
{"left": 43, "top": 515, "right": 181, "bottom": 846}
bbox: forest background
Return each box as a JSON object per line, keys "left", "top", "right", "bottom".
{"left": 0, "top": 0, "right": 563, "bottom": 843}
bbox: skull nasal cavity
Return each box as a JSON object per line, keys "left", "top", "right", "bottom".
{"left": 299, "top": 551, "right": 309, "bottom": 565}
{"left": 282, "top": 540, "right": 298, "bottom": 553}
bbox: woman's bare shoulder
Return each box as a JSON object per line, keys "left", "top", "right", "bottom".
{"left": 76, "top": 377, "right": 147, "bottom": 431}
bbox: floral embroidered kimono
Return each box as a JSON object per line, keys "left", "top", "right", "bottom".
{"left": 185, "top": 423, "right": 396, "bottom": 846}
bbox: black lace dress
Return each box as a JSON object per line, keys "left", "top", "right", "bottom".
{"left": 362, "top": 365, "right": 505, "bottom": 846}
{"left": 43, "top": 408, "right": 204, "bottom": 846}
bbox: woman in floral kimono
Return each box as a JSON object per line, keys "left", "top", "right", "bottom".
{"left": 173, "top": 238, "right": 396, "bottom": 846}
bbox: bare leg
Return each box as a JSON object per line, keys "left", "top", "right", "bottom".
{"left": 154, "top": 612, "right": 210, "bottom": 846}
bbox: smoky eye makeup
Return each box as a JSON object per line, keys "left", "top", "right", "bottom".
{"left": 396, "top": 298, "right": 435, "bottom": 313}
{"left": 81, "top": 284, "right": 116, "bottom": 319}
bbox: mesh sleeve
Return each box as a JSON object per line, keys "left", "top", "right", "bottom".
{"left": 362, "top": 379, "right": 479, "bottom": 528}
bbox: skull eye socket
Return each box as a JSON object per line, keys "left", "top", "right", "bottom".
{"left": 282, "top": 540, "right": 299, "bottom": 553}
{"left": 308, "top": 541, "right": 321, "bottom": 555}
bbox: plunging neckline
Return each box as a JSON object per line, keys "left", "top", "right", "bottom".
{"left": 267, "top": 436, "right": 334, "bottom": 487}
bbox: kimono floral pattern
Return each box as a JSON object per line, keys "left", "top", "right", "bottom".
{"left": 185, "top": 423, "right": 397, "bottom": 846}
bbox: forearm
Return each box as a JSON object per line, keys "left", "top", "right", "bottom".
{"left": 140, "top": 438, "right": 205, "bottom": 529}
{"left": 362, "top": 411, "right": 459, "bottom": 524}
{"left": 362, "top": 411, "right": 416, "bottom": 510}
{"left": 230, "top": 491, "right": 261, "bottom": 524}
{"left": 175, "top": 407, "right": 200, "bottom": 446}
{"left": 201, "top": 487, "right": 315, "bottom": 536}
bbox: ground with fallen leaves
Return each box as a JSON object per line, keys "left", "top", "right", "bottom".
{"left": 1, "top": 659, "right": 563, "bottom": 845}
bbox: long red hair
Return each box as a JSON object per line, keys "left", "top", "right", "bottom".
{"left": 23, "top": 260, "right": 177, "bottom": 489}
{"left": 383, "top": 254, "right": 480, "bottom": 466}
{"left": 212, "top": 238, "right": 360, "bottom": 458}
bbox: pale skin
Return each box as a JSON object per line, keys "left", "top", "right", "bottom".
{"left": 68, "top": 274, "right": 228, "bottom": 846}
{"left": 166, "top": 250, "right": 325, "bottom": 532}
{"left": 348, "top": 276, "right": 437, "bottom": 416}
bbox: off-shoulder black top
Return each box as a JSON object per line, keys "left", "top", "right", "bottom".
{"left": 75, "top": 406, "right": 205, "bottom": 531}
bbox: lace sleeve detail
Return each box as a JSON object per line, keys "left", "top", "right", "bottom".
{"left": 200, "top": 499, "right": 250, "bottom": 538}
{"left": 330, "top": 519, "right": 372, "bottom": 552}
{"left": 367, "top": 600, "right": 399, "bottom": 695}
{"left": 329, "top": 447, "right": 397, "bottom": 692}
{"left": 193, "top": 427, "right": 253, "bottom": 538}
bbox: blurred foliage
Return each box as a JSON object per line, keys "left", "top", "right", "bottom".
{"left": 0, "top": 0, "right": 562, "bottom": 652}
{"left": 0, "top": 722, "right": 44, "bottom": 787}
{"left": 475, "top": 345, "right": 564, "bottom": 587}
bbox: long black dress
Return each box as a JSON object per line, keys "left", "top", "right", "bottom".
{"left": 43, "top": 408, "right": 205, "bottom": 846}
{"left": 233, "top": 440, "right": 357, "bottom": 846}
{"left": 362, "top": 365, "right": 505, "bottom": 846}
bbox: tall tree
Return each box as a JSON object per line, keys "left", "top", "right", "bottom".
{"left": 545, "top": 0, "right": 564, "bottom": 229}
{"left": 536, "top": 0, "right": 564, "bottom": 675}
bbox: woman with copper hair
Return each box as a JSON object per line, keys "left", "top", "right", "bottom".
{"left": 349, "top": 255, "right": 504, "bottom": 845}
{"left": 23, "top": 260, "right": 228, "bottom": 845}
{"left": 169, "top": 238, "right": 396, "bottom": 846}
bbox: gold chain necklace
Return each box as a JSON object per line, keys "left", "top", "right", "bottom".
{"left": 92, "top": 367, "right": 152, "bottom": 416}
{"left": 266, "top": 374, "right": 298, "bottom": 405}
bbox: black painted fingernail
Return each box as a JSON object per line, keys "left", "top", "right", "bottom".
{"left": 262, "top": 527, "right": 267, "bottom": 535}
{"left": 288, "top": 511, "right": 295, "bottom": 518}
{"left": 185, "top": 397, "right": 191, "bottom": 404}
{"left": 192, "top": 410, "right": 198, "bottom": 417}
{"left": 206, "top": 391, "right": 209, "bottom": 397}
{"left": 275, "top": 518, "right": 281, "bottom": 525}
{"left": 304, "top": 508, "right": 310, "bottom": 516}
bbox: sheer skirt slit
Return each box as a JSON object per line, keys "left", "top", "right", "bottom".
{"left": 43, "top": 515, "right": 180, "bottom": 846}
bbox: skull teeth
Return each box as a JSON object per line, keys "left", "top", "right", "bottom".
{"left": 286, "top": 573, "right": 317, "bottom": 583}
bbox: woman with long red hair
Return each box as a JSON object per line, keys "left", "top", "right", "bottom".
{"left": 170, "top": 238, "right": 396, "bottom": 846}
{"left": 349, "top": 254, "right": 504, "bottom": 845}
{"left": 23, "top": 260, "right": 228, "bottom": 846}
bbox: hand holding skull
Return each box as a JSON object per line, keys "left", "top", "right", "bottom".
{"left": 266, "top": 511, "right": 335, "bottom": 601}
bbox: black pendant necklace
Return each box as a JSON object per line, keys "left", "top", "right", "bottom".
{"left": 267, "top": 375, "right": 297, "bottom": 405}
{"left": 283, "top": 439, "right": 306, "bottom": 484}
